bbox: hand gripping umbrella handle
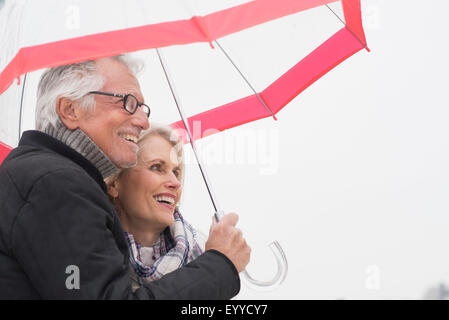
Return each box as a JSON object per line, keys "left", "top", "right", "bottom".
{"left": 215, "top": 210, "right": 288, "bottom": 289}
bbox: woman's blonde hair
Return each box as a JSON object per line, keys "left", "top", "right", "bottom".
{"left": 137, "top": 124, "right": 185, "bottom": 185}
{"left": 105, "top": 124, "right": 185, "bottom": 191}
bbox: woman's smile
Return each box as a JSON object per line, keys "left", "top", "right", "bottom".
{"left": 153, "top": 193, "right": 177, "bottom": 210}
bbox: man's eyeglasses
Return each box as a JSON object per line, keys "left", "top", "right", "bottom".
{"left": 88, "top": 91, "right": 151, "bottom": 118}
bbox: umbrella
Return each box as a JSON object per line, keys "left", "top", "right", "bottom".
{"left": 0, "top": 0, "right": 369, "bottom": 288}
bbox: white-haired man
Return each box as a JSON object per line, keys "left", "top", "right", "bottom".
{"left": 0, "top": 56, "right": 250, "bottom": 299}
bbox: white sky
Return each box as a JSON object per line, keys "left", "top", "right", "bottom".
{"left": 180, "top": 0, "right": 449, "bottom": 299}
{"left": 1, "top": 0, "right": 449, "bottom": 299}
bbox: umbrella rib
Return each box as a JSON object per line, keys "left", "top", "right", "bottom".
{"left": 325, "top": 3, "right": 369, "bottom": 51}
{"left": 18, "top": 73, "right": 27, "bottom": 140}
{"left": 214, "top": 40, "right": 278, "bottom": 121}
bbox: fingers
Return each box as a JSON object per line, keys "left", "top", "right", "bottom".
{"left": 209, "top": 215, "right": 217, "bottom": 234}
{"left": 205, "top": 212, "right": 251, "bottom": 272}
{"left": 220, "top": 212, "right": 239, "bottom": 227}
{"left": 209, "top": 212, "right": 238, "bottom": 233}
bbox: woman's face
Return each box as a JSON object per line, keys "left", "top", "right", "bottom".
{"left": 115, "top": 135, "right": 182, "bottom": 231}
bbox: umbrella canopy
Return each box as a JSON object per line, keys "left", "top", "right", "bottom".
{"left": 0, "top": 0, "right": 368, "bottom": 156}
{"left": 0, "top": 0, "right": 369, "bottom": 289}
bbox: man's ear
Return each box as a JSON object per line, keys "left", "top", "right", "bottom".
{"left": 107, "top": 178, "right": 120, "bottom": 198}
{"left": 56, "top": 97, "right": 83, "bottom": 130}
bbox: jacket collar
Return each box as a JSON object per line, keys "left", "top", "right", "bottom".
{"left": 19, "top": 130, "right": 107, "bottom": 192}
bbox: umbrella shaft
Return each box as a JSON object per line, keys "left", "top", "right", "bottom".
{"left": 155, "top": 48, "right": 221, "bottom": 215}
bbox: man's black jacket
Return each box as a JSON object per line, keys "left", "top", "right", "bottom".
{"left": 0, "top": 130, "right": 240, "bottom": 299}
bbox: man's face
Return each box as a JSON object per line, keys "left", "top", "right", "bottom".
{"left": 78, "top": 58, "right": 149, "bottom": 168}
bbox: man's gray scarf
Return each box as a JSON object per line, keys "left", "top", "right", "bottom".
{"left": 43, "top": 120, "right": 117, "bottom": 178}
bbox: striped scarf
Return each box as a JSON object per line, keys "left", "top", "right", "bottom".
{"left": 125, "top": 209, "right": 205, "bottom": 283}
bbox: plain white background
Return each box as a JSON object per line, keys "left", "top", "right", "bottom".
{"left": 1, "top": 0, "right": 449, "bottom": 299}
{"left": 177, "top": 0, "right": 449, "bottom": 299}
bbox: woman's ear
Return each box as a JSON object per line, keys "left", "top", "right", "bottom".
{"left": 56, "top": 97, "right": 82, "bottom": 130}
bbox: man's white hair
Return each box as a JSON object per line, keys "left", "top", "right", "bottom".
{"left": 35, "top": 55, "right": 143, "bottom": 131}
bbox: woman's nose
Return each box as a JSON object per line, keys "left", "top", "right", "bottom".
{"left": 165, "top": 173, "right": 181, "bottom": 190}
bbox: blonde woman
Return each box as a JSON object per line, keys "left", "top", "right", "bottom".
{"left": 107, "top": 125, "right": 205, "bottom": 287}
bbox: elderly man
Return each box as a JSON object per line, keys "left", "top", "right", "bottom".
{"left": 0, "top": 56, "right": 251, "bottom": 299}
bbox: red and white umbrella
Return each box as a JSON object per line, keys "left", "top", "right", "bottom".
{"left": 0, "top": 0, "right": 369, "bottom": 288}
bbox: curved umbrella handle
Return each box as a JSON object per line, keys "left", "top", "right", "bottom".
{"left": 242, "top": 240, "right": 288, "bottom": 289}
{"left": 215, "top": 210, "right": 288, "bottom": 289}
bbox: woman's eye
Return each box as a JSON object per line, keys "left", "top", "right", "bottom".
{"left": 173, "top": 170, "right": 180, "bottom": 178}
{"left": 150, "top": 164, "right": 161, "bottom": 171}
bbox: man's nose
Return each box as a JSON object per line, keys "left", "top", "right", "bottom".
{"left": 131, "top": 108, "right": 149, "bottom": 130}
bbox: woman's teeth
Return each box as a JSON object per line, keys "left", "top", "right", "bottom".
{"left": 154, "top": 195, "right": 175, "bottom": 206}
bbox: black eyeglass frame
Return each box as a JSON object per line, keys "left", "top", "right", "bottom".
{"left": 88, "top": 91, "right": 151, "bottom": 118}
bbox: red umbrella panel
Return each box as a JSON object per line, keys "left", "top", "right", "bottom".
{"left": 171, "top": 0, "right": 368, "bottom": 142}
